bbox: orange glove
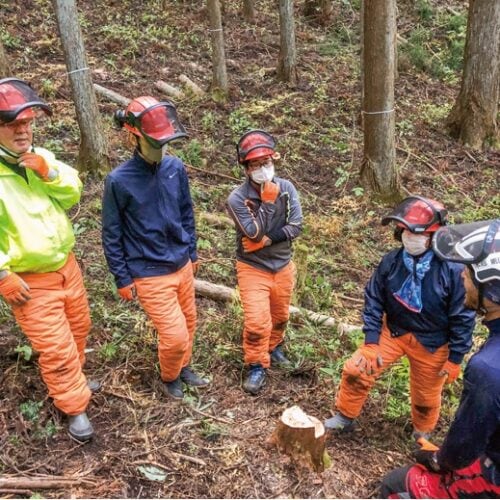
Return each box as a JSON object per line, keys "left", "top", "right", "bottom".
{"left": 260, "top": 181, "right": 280, "bottom": 203}
{"left": 439, "top": 360, "right": 461, "bottom": 384}
{"left": 0, "top": 272, "right": 31, "bottom": 306}
{"left": 192, "top": 260, "right": 200, "bottom": 276}
{"left": 344, "top": 344, "right": 383, "bottom": 376}
{"left": 242, "top": 235, "right": 270, "bottom": 253}
{"left": 18, "top": 153, "right": 50, "bottom": 180}
{"left": 118, "top": 283, "right": 136, "bottom": 301}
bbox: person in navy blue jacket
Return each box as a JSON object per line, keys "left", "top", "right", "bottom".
{"left": 102, "top": 96, "right": 208, "bottom": 400}
{"left": 381, "top": 219, "right": 500, "bottom": 498}
{"left": 324, "top": 196, "right": 475, "bottom": 440}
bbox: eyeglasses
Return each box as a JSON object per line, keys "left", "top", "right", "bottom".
{"left": 247, "top": 157, "right": 273, "bottom": 170}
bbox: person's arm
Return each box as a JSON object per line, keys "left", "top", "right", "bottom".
{"left": 266, "top": 181, "right": 303, "bottom": 243}
{"left": 179, "top": 165, "right": 197, "bottom": 263}
{"left": 101, "top": 176, "right": 133, "bottom": 289}
{"left": 362, "top": 257, "right": 388, "bottom": 344}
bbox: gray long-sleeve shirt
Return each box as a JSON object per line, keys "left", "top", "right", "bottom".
{"left": 226, "top": 176, "right": 302, "bottom": 273}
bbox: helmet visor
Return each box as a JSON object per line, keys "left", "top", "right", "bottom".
{"left": 127, "top": 102, "right": 187, "bottom": 148}
{"left": 381, "top": 196, "right": 446, "bottom": 233}
{"left": 0, "top": 78, "right": 52, "bottom": 123}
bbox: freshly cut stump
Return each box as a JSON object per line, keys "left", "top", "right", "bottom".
{"left": 272, "top": 405, "right": 330, "bottom": 472}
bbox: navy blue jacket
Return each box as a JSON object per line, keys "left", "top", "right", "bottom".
{"left": 102, "top": 152, "right": 197, "bottom": 288}
{"left": 363, "top": 248, "right": 475, "bottom": 363}
{"left": 438, "top": 318, "right": 500, "bottom": 478}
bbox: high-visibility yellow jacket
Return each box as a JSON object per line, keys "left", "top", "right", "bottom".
{"left": 0, "top": 147, "right": 82, "bottom": 273}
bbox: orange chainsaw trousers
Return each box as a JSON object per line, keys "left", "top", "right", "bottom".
{"left": 237, "top": 260, "right": 296, "bottom": 368}
{"left": 335, "top": 324, "right": 449, "bottom": 433}
{"left": 134, "top": 261, "right": 197, "bottom": 382}
{"left": 12, "top": 253, "right": 92, "bottom": 416}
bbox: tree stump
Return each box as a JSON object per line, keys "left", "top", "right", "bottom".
{"left": 271, "top": 405, "right": 330, "bottom": 472}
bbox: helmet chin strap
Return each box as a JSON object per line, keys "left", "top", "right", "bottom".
{"left": 468, "top": 264, "right": 488, "bottom": 315}
{"left": 0, "top": 143, "right": 34, "bottom": 162}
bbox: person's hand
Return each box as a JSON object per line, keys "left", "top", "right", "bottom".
{"left": 18, "top": 153, "right": 50, "bottom": 180}
{"left": 344, "top": 344, "right": 383, "bottom": 376}
{"left": 242, "top": 236, "right": 271, "bottom": 253}
{"left": 260, "top": 181, "right": 280, "bottom": 203}
{"left": 414, "top": 437, "right": 440, "bottom": 472}
{"left": 192, "top": 260, "right": 200, "bottom": 276}
{"left": 439, "top": 360, "right": 461, "bottom": 384}
{"left": 118, "top": 283, "right": 136, "bottom": 301}
{"left": 0, "top": 272, "right": 31, "bottom": 306}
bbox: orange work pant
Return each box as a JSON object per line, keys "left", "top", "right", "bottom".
{"left": 134, "top": 261, "right": 197, "bottom": 382}
{"left": 237, "top": 260, "right": 296, "bottom": 368}
{"left": 13, "top": 253, "right": 92, "bottom": 416}
{"left": 335, "top": 324, "right": 449, "bottom": 432}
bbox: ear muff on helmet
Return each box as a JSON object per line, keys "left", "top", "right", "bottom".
{"left": 0, "top": 78, "right": 52, "bottom": 123}
{"left": 236, "top": 129, "right": 277, "bottom": 164}
{"left": 382, "top": 196, "right": 447, "bottom": 233}
{"left": 114, "top": 96, "right": 187, "bottom": 148}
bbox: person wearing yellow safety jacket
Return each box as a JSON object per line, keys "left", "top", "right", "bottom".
{"left": 0, "top": 78, "right": 96, "bottom": 442}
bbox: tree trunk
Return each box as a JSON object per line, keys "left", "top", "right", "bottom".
{"left": 207, "top": 0, "right": 228, "bottom": 99}
{"left": 277, "top": 0, "right": 298, "bottom": 84}
{"left": 446, "top": 0, "right": 500, "bottom": 149}
{"left": 52, "top": 0, "right": 110, "bottom": 177}
{"left": 271, "top": 406, "right": 330, "bottom": 472}
{"left": 359, "top": 0, "right": 400, "bottom": 203}
{"left": 242, "top": 0, "right": 255, "bottom": 22}
{"left": 0, "top": 40, "right": 11, "bottom": 78}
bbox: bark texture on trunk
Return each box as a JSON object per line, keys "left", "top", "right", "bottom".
{"left": 446, "top": 0, "right": 500, "bottom": 149}
{"left": 242, "top": 0, "right": 255, "bottom": 22}
{"left": 359, "top": 0, "right": 400, "bottom": 202}
{"left": 207, "top": 0, "right": 228, "bottom": 98}
{"left": 52, "top": 0, "right": 110, "bottom": 177}
{"left": 277, "top": 0, "right": 298, "bottom": 84}
{"left": 0, "top": 40, "right": 11, "bottom": 78}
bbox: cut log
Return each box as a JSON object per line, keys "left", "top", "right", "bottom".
{"left": 154, "top": 80, "right": 183, "bottom": 100}
{"left": 179, "top": 74, "right": 205, "bottom": 96}
{"left": 0, "top": 476, "right": 96, "bottom": 489}
{"left": 271, "top": 405, "right": 330, "bottom": 472}
{"left": 93, "top": 84, "right": 130, "bottom": 106}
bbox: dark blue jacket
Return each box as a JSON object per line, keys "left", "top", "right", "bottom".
{"left": 102, "top": 152, "right": 197, "bottom": 288}
{"left": 438, "top": 318, "right": 500, "bottom": 478}
{"left": 363, "top": 248, "right": 475, "bottom": 363}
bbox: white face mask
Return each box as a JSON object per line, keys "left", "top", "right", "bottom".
{"left": 250, "top": 164, "right": 275, "bottom": 184}
{"left": 402, "top": 231, "right": 430, "bottom": 256}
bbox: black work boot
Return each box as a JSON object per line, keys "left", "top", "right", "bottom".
{"left": 162, "top": 377, "right": 184, "bottom": 400}
{"left": 68, "top": 412, "right": 94, "bottom": 442}
{"left": 270, "top": 345, "right": 291, "bottom": 367}
{"left": 243, "top": 364, "right": 266, "bottom": 395}
{"left": 87, "top": 379, "right": 102, "bottom": 393}
{"left": 180, "top": 366, "right": 210, "bottom": 387}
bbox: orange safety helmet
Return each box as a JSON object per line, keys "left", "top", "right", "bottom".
{"left": 382, "top": 196, "right": 447, "bottom": 234}
{"left": 236, "top": 129, "right": 277, "bottom": 164}
{"left": 0, "top": 78, "right": 52, "bottom": 123}
{"left": 114, "top": 96, "right": 187, "bottom": 148}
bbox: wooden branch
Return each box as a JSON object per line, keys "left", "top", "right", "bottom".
{"left": 194, "top": 279, "right": 360, "bottom": 333}
{"left": 93, "top": 84, "right": 130, "bottom": 106}
{"left": 197, "top": 212, "right": 234, "bottom": 229}
{"left": 185, "top": 163, "right": 239, "bottom": 182}
{"left": 0, "top": 476, "right": 96, "bottom": 490}
{"left": 271, "top": 406, "right": 330, "bottom": 472}
{"left": 179, "top": 74, "right": 205, "bottom": 96}
{"left": 154, "top": 80, "right": 183, "bottom": 100}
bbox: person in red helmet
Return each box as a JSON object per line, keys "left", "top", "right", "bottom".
{"left": 0, "top": 78, "right": 97, "bottom": 442}
{"left": 226, "top": 130, "right": 303, "bottom": 394}
{"left": 102, "top": 96, "right": 208, "bottom": 400}
{"left": 324, "top": 196, "right": 476, "bottom": 441}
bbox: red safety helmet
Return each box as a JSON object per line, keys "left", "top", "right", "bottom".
{"left": 114, "top": 96, "right": 187, "bottom": 148}
{"left": 382, "top": 196, "right": 447, "bottom": 233}
{"left": 0, "top": 78, "right": 52, "bottom": 124}
{"left": 236, "top": 130, "right": 277, "bottom": 164}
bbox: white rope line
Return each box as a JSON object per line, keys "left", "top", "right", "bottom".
{"left": 208, "top": 28, "right": 223, "bottom": 32}
{"left": 67, "top": 67, "right": 90, "bottom": 76}
{"left": 362, "top": 108, "right": 395, "bottom": 115}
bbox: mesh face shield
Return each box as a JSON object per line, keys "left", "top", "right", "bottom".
{"left": 236, "top": 130, "right": 276, "bottom": 164}
{"left": 0, "top": 78, "right": 52, "bottom": 123}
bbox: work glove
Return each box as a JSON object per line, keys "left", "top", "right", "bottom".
{"left": 414, "top": 437, "right": 441, "bottom": 472}
{"left": 18, "top": 153, "right": 50, "bottom": 180}
{"left": 192, "top": 260, "right": 200, "bottom": 276}
{"left": 242, "top": 235, "right": 270, "bottom": 253}
{"left": 260, "top": 181, "right": 280, "bottom": 204}
{"left": 118, "top": 283, "right": 136, "bottom": 301}
{"left": 344, "top": 344, "right": 383, "bottom": 376}
{"left": 0, "top": 272, "right": 31, "bottom": 306}
{"left": 439, "top": 360, "right": 461, "bottom": 384}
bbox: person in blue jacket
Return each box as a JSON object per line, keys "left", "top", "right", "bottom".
{"left": 102, "top": 96, "right": 208, "bottom": 400}
{"left": 380, "top": 218, "right": 500, "bottom": 498}
{"left": 324, "top": 196, "right": 476, "bottom": 440}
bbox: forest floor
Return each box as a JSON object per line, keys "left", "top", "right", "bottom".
{"left": 0, "top": 0, "right": 499, "bottom": 498}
